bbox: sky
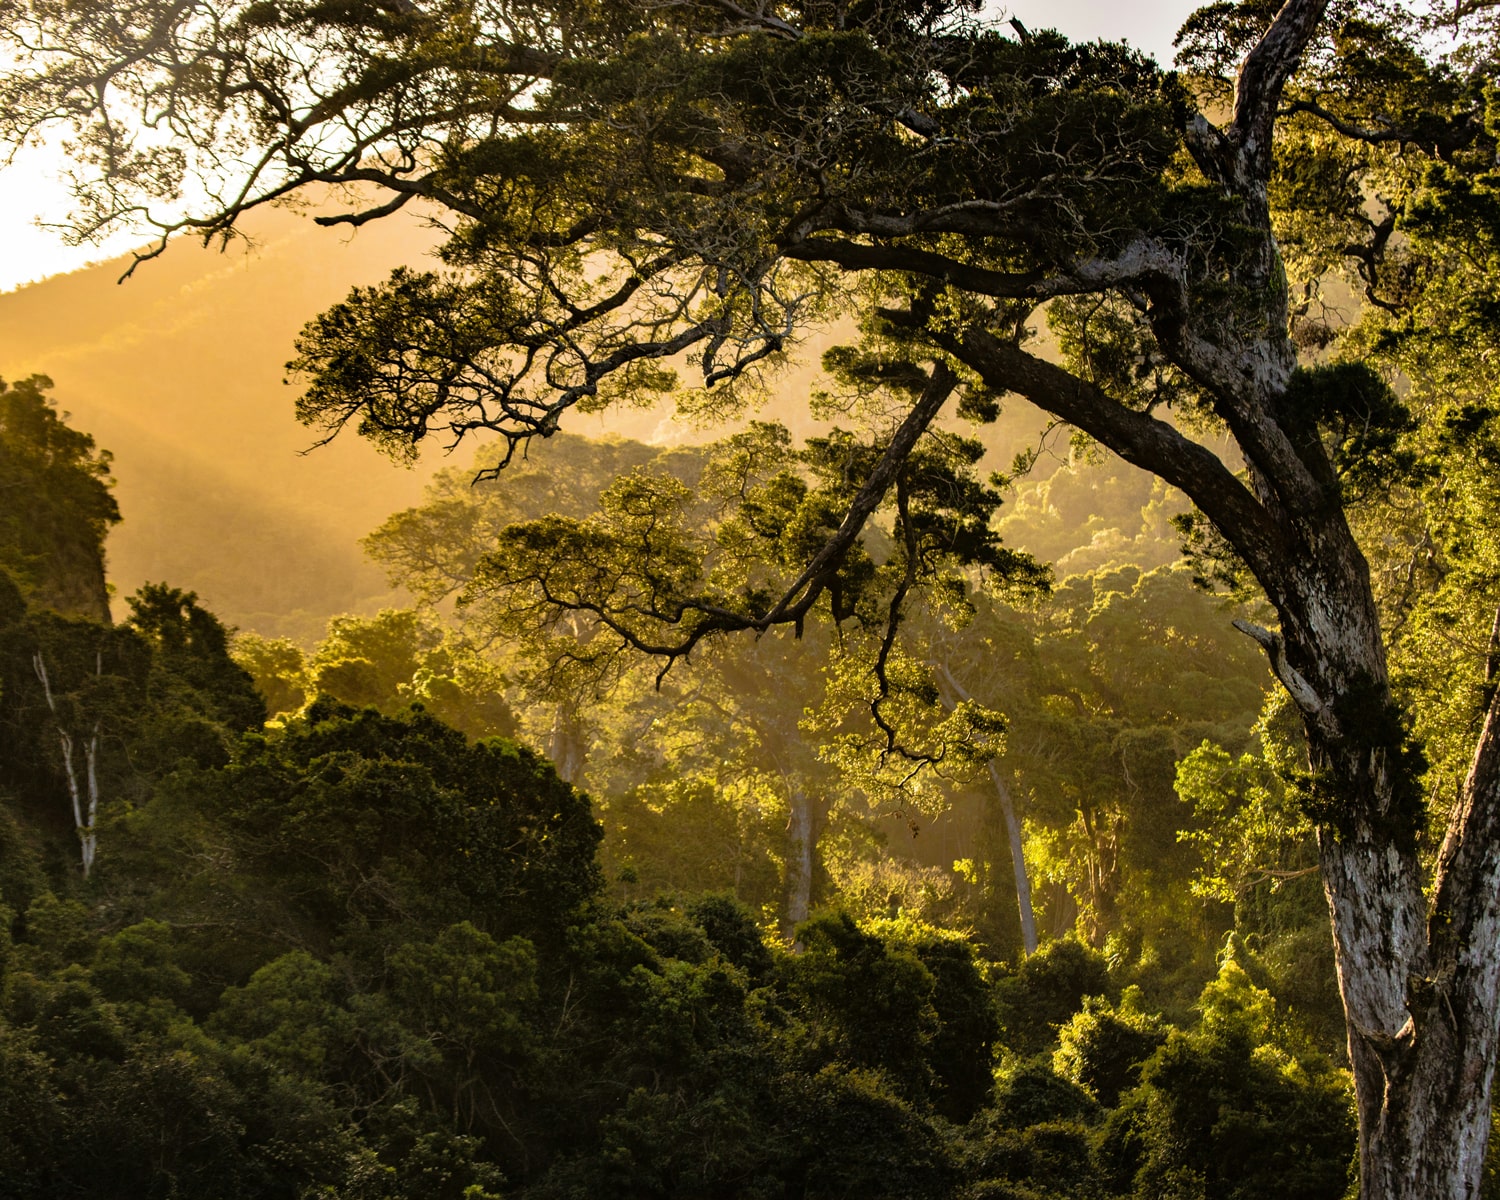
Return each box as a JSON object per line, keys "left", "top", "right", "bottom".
{"left": 0, "top": 2, "right": 1201, "bottom": 294}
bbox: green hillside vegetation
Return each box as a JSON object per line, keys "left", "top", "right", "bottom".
{"left": 0, "top": 375, "right": 118, "bottom": 623}
{"left": 0, "top": 391, "right": 1375, "bottom": 1198}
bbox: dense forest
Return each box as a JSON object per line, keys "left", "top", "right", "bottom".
{"left": 4, "top": 0, "right": 1500, "bottom": 1196}
{"left": 1, "top": 371, "right": 1363, "bottom": 1199}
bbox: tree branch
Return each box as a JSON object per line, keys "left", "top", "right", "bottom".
{"left": 476, "top": 362, "right": 960, "bottom": 683}
{"left": 936, "top": 328, "right": 1288, "bottom": 590}
{"left": 1231, "top": 617, "right": 1326, "bottom": 719}
{"left": 760, "top": 361, "right": 958, "bottom": 626}
{"left": 1427, "top": 657, "right": 1500, "bottom": 1018}
{"left": 1233, "top": 0, "right": 1332, "bottom": 182}
{"left": 780, "top": 236, "right": 1180, "bottom": 300}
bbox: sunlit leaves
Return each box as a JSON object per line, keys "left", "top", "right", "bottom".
{"left": 1174, "top": 738, "right": 1312, "bottom": 905}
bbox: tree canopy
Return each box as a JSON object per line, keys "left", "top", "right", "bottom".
{"left": 0, "top": 376, "right": 118, "bottom": 622}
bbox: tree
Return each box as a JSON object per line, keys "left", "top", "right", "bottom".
{"left": 6, "top": 1, "right": 1500, "bottom": 1194}
{"left": 0, "top": 376, "right": 118, "bottom": 624}
{"left": 0, "top": 579, "right": 266, "bottom": 878}
{"left": 364, "top": 434, "right": 706, "bottom": 779}
{"left": 922, "top": 565, "right": 1267, "bottom": 958}
{"left": 1099, "top": 948, "right": 1355, "bottom": 1200}
{"left": 0, "top": 391, "right": 263, "bottom": 879}
{"left": 191, "top": 699, "right": 601, "bottom": 952}
{"left": 369, "top": 431, "right": 991, "bottom": 933}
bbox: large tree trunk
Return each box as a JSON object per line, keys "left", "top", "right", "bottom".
{"left": 1313, "top": 686, "right": 1500, "bottom": 1200}
{"left": 1263, "top": 553, "right": 1500, "bottom": 1199}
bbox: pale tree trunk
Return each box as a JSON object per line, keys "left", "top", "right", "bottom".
{"left": 1238, "top": 554, "right": 1500, "bottom": 1199}
{"left": 547, "top": 703, "right": 586, "bottom": 785}
{"left": 988, "top": 764, "right": 1037, "bottom": 956}
{"left": 32, "top": 650, "right": 100, "bottom": 878}
{"left": 937, "top": 663, "right": 1038, "bottom": 955}
{"left": 1308, "top": 672, "right": 1500, "bottom": 1200}
{"left": 82, "top": 724, "right": 100, "bottom": 877}
{"left": 784, "top": 788, "right": 823, "bottom": 932}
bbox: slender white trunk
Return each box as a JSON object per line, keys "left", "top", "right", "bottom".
{"left": 785, "top": 789, "right": 815, "bottom": 929}
{"left": 988, "top": 765, "right": 1037, "bottom": 956}
{"left": 81, "top": 723, "right": 100, "bottom": 877}
{"left": 32, "top": 651, "right": 97, "bottom": 879}
{"left": 936, "top": 662, "right": 1038, "bottom": 955}
{"left": 547, "top": 704, "right": 585, "bottom": 784}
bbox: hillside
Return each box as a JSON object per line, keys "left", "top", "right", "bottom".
{"left": 0, "top": 205, "right": 450, "bottom": 639}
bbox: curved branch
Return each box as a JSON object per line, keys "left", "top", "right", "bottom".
{"left": 1282, "top": 98, "right": 1482, "bottom": 160}
{"left": 780, "top": 236, "right": 1181, "bottom": 300}
{"left": 938, "top": 328, "right": 1288, "bottom": 590}
{"left": 1233, "top": 0, "right": 1331, "bottom": 182}
{"left": 479, "top": 361, "right": 960, "bottom": 681}
{"left": 759, "top": 361, "right": 957, "bottom": 628}
{"left": 1232, "top": 617, "right": 1326, "bottom": 719}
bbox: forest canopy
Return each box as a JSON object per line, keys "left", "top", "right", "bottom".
{"left": 0, "top": 389, "right": 1360, "bottom": 1200}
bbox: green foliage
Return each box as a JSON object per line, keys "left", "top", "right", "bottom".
{"left": 126, "top": 583, "right": 267, "bottom": 749}
{"left": 232, "top": 633, "right": 308, "bottom": 718}
{"left": 235, "top": 609, "right": 517, "bottom": 740}
{"left": 1101, "top": 954, "right": 1355, "bottom": 1200}
{"left": 0, "top": 593, "right": 1360, "bottom": 1200}
{"left": 1279, "top": 363, "right": 1422, "bottom": 502}
{"left": 194, "top": 700, "right": 600, "bottom": 951}
{"left": 1174, "top": 734, "right": 1313, "bottom": 905}
{"left": 90, "top": 920, "right": 193, "bottom": 1009}
{"left": 778, "top": 910, "right": 940, "bottom": 1101}
{"left": 873, "top": 917, "right": 1001, "bottom": 1121}
{"left": 988, "top": 1056, "right": 1101, "bottom": 1129}
{"left": 0, "top": 376, "right": 118, "bottom": 622}
{"left": 210, "top": 949, "right": 352, "bottom": 1074}
{"left": 993, "top": 937, "right": 1112, "bottom": 1056}
{"left": 687, "top": 893, "right": 776, "bottom": 981}
{"left": 1053, "top": 989, "right": 1166, "bottom": 1108}
{"left": 919, "top": 564, "right": 1266, "bottom": 967}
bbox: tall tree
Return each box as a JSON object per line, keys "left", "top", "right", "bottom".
{"left": 6, "top": 1, "right": 1500, "bottom": 1194}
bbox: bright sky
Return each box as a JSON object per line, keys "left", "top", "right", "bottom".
{"left": 0, "top": 2, "right": 1200, "bottom": 294}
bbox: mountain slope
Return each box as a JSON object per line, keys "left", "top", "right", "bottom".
{"left": 0, "top": 206, "right": 444, "bottom": 638}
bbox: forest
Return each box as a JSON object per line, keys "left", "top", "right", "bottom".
{"left": 0, "top": 370, "right": 1359, "bottom": 1200}
{"left": 1, "top": 0, "right": 1499, "bottom": 1197}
